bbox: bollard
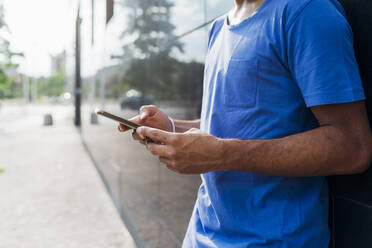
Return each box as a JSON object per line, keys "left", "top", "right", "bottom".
{"left": 43, "top": 114, "right": 53, "bottom": 126}
{"left": 90, "top": 112, "right": 99, "bottom": 125}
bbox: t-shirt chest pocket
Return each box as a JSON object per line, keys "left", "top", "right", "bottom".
{"left": 222, "top": 58, "right": 258, "bottom": 108}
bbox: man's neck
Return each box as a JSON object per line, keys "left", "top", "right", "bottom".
{"left": 229, "top": 0, "right": 266, "bottom": 25}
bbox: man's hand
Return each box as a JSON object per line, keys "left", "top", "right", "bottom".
{"left": 128, "top": 102, "right": 372, "bottom": 176}
{"left": 118, "top": 105, "right": 173, "bottom": 144}
{"left": 136, "top": 127, "right": 223, "bottom": 174}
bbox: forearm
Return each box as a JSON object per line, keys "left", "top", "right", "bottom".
{"left": 219, "top": 125, "right": 370, "bottom": 177}
{"left": 174, "top": 119, "right": 200, "bottom": 133}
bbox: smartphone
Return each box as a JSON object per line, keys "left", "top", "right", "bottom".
{"left": 96, "top": 109, "right": 155, "bottom": 143}
{"left": 95, "top": 109, "right": 140, "bottom": 129}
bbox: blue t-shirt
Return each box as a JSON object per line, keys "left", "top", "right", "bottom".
{"left": 183, "top": 0, "right": 365, "bottom": 247}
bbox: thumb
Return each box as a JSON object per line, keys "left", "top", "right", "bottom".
{"left": 140, "top": 105, "right": 157, "bottom": 120}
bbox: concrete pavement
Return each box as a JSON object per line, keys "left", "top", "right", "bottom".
{"left": 0, "top": 104, "right": 137, "bottom": 248}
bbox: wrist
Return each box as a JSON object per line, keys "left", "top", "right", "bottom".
{"left": 215, "top": 138, "right": 229, "bottom": 170}
{"left": 215, "top": 138, "right": 242, "bottom": 171}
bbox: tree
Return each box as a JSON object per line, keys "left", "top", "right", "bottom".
{"left": 0, "top": 4, "right": 24, "bottom": 99}
{"left": 116, "top": 0, "right": 204, "bottom": 118}
{"left": 120, "top": 0, "right": 183, "bottom": 59}
{"left": 37, "top": 68, "right": 66, "bottom": 97}
{"left": 117, "top": 0, "right": 184, "bottom": 97}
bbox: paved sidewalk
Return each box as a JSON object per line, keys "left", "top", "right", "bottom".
{"left": 0, "top": 119, "right": 137, "bottom": 247}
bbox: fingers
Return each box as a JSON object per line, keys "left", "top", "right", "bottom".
{"left": 132, "top": 130, "right": 143, "bottom": 141}
{"left": 136, "top": 126, "right": 174, "bottom": 144}
{"left": 118, "top": 115, "right": 142, "bottom": 132}
{"left": 129, "top": 115, "right": 142, "bottom": 125}
{"left": 133, "top": 130, "right": 148, "bottom": 145}
{"left": 159, "top": 156, "right": 174, "bottom": 166}
{"left": 139, "top": 105, "right": 157, "bottom": 120}
{"left": 146, "top": 142, "right": 170, "bottom": 157}
{"left": 159, "top": 157, "right": 180, "bottom": 173}
{"left": 118, "top": 124, "right": 129, "bottom": 132}
{"left": 118, "top": 105, "right": 159, "bottom": 133}
{"left": 117, "top": 126, "right": 146, "bottom": 144}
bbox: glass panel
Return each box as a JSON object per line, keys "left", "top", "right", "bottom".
{"left": 79, "top": 1, "right": 232, "bottom": 247}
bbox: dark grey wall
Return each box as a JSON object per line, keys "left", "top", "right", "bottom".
{"left": 328, "top": 1, "right": 372, "bottom": 247}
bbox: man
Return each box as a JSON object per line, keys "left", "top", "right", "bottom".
{"left": 119, "top": 0, "right": 372, "bottom": 247}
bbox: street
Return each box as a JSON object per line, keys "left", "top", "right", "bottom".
{"left": 0, "top": 102, "right": 73, "bottom": 134}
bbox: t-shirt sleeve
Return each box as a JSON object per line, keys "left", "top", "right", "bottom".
{"left": 286, "top": 0, "right": 365, "bottom": 107}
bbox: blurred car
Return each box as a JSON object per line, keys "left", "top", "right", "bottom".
{"left": 58, "top": 92, "right": 72, "bottom": 105}
{"left": 120, "top": 89, "right": 154, "bottom": 110}
{"left": 49, "top": 96, "right": 58, "bottom": 104}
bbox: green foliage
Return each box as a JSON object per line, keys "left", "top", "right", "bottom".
{"left": 37, "top": 69, "right": 66, "bottom": 97}
{"left": 0, "top": 4, "right": 24, "bottom": 99}
{"left": 0, "top": 68, "right": 13, "bottom": 98}
{"left": 115, "top": 0, "right": 203, "bottom": 117}
{"left": 0, "top": 168, "right": 5, "bottom": 174}
{"left": 120, "top": 0, "right": 183, "bottom": 59}
{"left": 118, "top": 0, "right": 200, "bottom": 101}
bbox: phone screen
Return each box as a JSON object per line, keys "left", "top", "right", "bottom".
{"left": 95, "top": 109, "right": 140, "bottom": 129}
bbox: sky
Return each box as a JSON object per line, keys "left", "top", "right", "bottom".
{"left": 2, "top": 0, "right": 232, "bottom": 78}
{"left": 3, "top": 0, "right": 74, "bottom": 77}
